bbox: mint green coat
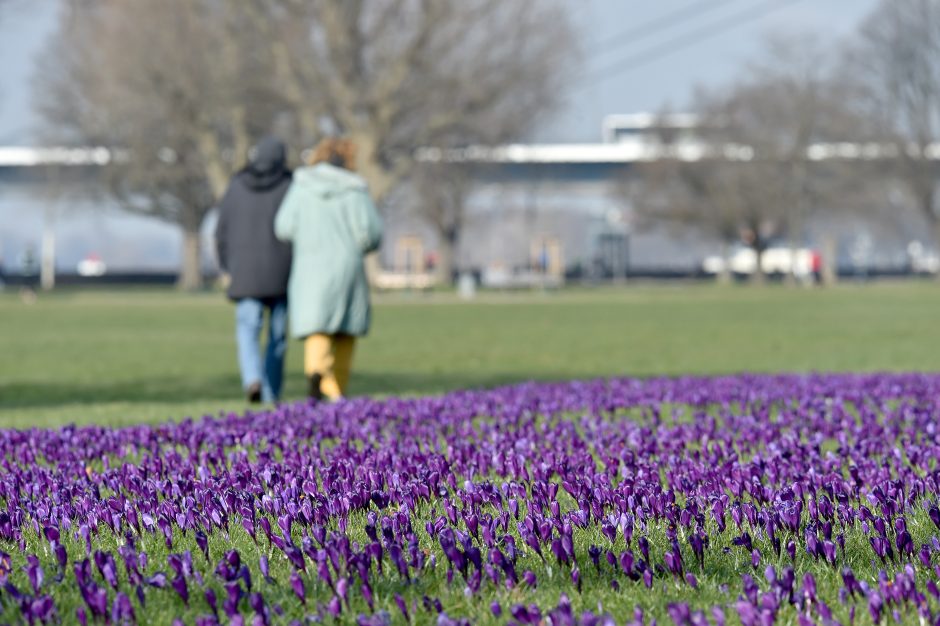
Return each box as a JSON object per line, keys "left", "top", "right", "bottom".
{"left": 274, "top": 163, "right": 383, "bottom": 339}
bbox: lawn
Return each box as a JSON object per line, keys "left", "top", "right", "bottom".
{"left": 2, "top": 282, "right": 940, "bottom": 428}
{"left": 2, "top": 283, "right": 940, "bottom": 625}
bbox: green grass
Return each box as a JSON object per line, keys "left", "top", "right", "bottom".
{"left": 2, "top": 282, "right": 940, "bottom": 428}
{"left": 9, "top": 488, "right": 920, "bottom": 625}
{"left": 2, "top": 283, "right": 940, "bottom": 623}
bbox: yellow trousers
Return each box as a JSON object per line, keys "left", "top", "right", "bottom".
{"left": 304, "top": 333, "right": 356, "bottom": 400}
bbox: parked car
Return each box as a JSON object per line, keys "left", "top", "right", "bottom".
{"left": 907, "top": 241, "right": 940, "bottom": 274}
{"left": 703, "top": 244, "right": 819, "bottom": 280}
{"left": 77, "top": 253, "right": 107, "bottom": 277}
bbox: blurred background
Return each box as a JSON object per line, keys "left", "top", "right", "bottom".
{"left": 2, "top": 0, "right": 936, "bottom": 290}
{"left": 2, "top": 0, "right": 940, "bottom": 427}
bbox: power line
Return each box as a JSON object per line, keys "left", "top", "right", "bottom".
{"left": 591, "top": 0, "right": 741, "bottom": 56}
{"left": 588, "top": 0, "right": 807, "bottom": 86}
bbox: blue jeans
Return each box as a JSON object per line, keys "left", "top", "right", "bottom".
{"left": 235, "top": 296, "right": 287, "bottom": 402}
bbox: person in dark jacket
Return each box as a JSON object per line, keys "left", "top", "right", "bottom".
{"left": 215, "top": 135, "right": 293, "bottom": 403}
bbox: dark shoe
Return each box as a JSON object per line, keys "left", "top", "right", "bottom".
{"left": 246, "top": 382, "right": 262, "bottom": 404}
{"left": 307, "top": 374, "right": 324, "bottom": 402}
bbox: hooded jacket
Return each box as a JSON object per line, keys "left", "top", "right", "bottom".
{"left": 274, "top": 163, "right": 383, "bottom": 338}
{"left": 215, "top": 136, "right": 293, "bottom": 300}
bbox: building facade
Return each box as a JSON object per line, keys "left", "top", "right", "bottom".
{"left": 1, "top": 115, "right": 936, "bottom": 283}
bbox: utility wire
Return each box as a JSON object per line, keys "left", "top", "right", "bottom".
{"left": 591, "top": 0, "right": 741, "bottom": 56}
{"left": 588, "top": 0, "right": 807, "bottom": 85}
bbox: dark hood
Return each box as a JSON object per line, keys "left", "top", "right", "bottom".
{"left": 239, "top": 135, "right": 291, "bottom": 190}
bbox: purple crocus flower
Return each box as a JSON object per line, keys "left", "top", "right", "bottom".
{"left": 327, "top": 595, "right": 342, "bottom": 618}
{"left": 24, "top": 555, "right": 43, "bottom": 594}
{"left": 361, "top": 582, "right": 374, "bottom": 611}
{"left": 249, "top": 592, "right": 268, "bottom": 626}
{"left": 195, "top": 530, "right": 209, "bottom": 561}
{"left": 53, "top": 543, "right": 68, "bottom": 572}
{"left": 145, "top": 572, "right": 167, "bottom": 588}
{"left": 6, "top": 373, "right": 940, "bottom": 623}
{"left": 711, "top": 606, "right": 726, "bottom": 626}
{"left": 394, "top": 594, "right": 409, "bottom": 622}
{"left": 93, "top": 550, "right": 119, "bottom": 589}
{"left": 171, "top": 573, "right": 189, "bottom": 606}
{"left": 111, "top": 592, "right": 135, "bottom": 625}
{"left": 639, "top": 536, "right": 650, "bottom": 562}
{"left": 929, "top": 505, "right": 940, "bottom": 530}
{"left": 665, "top": 550, "right": 684, "bottom": 577}
{"left": 523, "top": 569, "right": 537, "bottom": 588}
{"left": 868, "top": 592, "right": 884, "bottom": 623}
{"left": 205, "top": 588, "right": 218, "bottom": 617}
{"left": 223, "top": 582, "right": 243, "bottom": 618}
{"left": 550, "top": 538, "right": 567, "bottom": 564}
{"left": 290, "top": 571, "right": 305, "bottom": 605}
{"left": 588, "top": 545, "right": 602, "bottom": 570}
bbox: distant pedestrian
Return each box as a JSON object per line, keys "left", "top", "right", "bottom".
{"left": 274, "top": 138, "right": 382, "bottom": 401}
{"left": 811, "top": 249, "right": 823, "bottom": 285}
{"left": 215, "top": 136, "right": 293, "bottom": 403}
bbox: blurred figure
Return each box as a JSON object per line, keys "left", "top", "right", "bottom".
{"left": 19, "top": 245, "right": 39, "bottom": 276}
{"left": 215, "top": 136, "right": 293, "bottom": 403}
{"left": 811, "top": 249, "right": 823, "bottom": 285}
{"left": 275, "top": 138, "right": 383, "bottom": 401}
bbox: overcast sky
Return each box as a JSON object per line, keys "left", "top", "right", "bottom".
{"left": 555, "top": 0, "right": 880, "bottom": 141}
{"left": 0, "top": 0, "right": 881, "bottom": 145}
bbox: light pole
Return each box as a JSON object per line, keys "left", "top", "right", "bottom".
{"left": 40, "top": 164, "right": 62, "bottom": 291}
{"left": 40, "top": 208, "right": 55, "bottom": 290}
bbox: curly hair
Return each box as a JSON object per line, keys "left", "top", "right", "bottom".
{"left": 306, "top": 138, "right": 357, "bottom": 171}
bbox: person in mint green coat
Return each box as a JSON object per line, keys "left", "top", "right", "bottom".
{"left": 274, "top": 138, "right": 382, "bottom": 401}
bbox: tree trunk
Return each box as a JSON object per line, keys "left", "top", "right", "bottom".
{"left": 921, "top": 186, "right": 940, "bottom": 280}
{"left": 351, "top": 139, "right": 395, "bottom": 288}
{"left": 435, "top": 233, "right": 457, "bottom": 286}
{"left": 178, "top": 225, "right": 203, "bottom": 291}
{"left": 785, "top": 214, "right": 800, "bottom": 287}
{"left": 931, "top": 219, "right": 940, "bottom": 281}
{"left": 787, "top": 159, "right": 808, "bottom": 287}
{"left": 751, "top": 246, "right": 766, "bottom": 285}
{"left": 784, "top": 239, "right": 798, "bottom": 287}
{"left": 39, "top": 209, "right": 55, "bottom": 291}
{"left": 716, "top": 241, "right": 732, "bottom": 285}
{"left": 351, "top": 132, "right": 397, "bottom": 205}
{"left": 821, "top": 235, "right": 838, "bottom": 286}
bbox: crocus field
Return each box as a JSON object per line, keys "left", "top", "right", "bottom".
{"left": 4, "top": 374, "right": 940, "bottom": 625}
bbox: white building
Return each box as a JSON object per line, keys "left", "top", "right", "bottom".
{"left": 0, "top": 114, "right": 935, "bottom": 284}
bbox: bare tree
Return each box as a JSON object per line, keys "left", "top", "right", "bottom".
{"left": 265, "top": 1, "right": 576, "bottom": 283}
{"left": 847, "top": 0, "right": 940, "bottom": 249}
{"left": 406, "top": 162, "right": 480, "bottom": 283}
{"left": 265, "top": 0, "right": 576, "bottom": 203}
{"left": 632, "top": 35, "right": 852, "bottom": 283}
{"left": 35, "top": 1, "right": 286, "bottom": 289}
{"left": 35, "top": 0, "right": 575, "bottom": 288}
{"left": 633, "top": 98, "right": 801, "bottom": 283}
{"left": 629, "top": 153, "right": 743, "bottom": 282}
